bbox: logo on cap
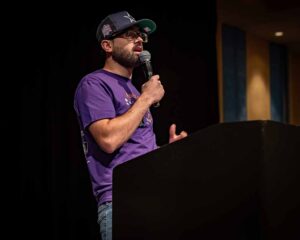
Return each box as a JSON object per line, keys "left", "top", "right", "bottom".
{"left": 143, "top": 27, "right": 151, "bottom": 33}
{"left": 123, "top": 12, "right": 136, "bottom": 23}
{"left": 102, "top": 24, "right": 113, "bottom": 37}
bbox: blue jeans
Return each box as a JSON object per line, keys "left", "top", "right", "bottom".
{"left": 97, "top": 202, "right": 112, "bottom": 240}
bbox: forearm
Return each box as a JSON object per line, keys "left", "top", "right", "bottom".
{"left": 106, "top": 95, "right": 152, "bottom": 148}
{"left": 89, "top": 94, "right": 152, "bottom": 153}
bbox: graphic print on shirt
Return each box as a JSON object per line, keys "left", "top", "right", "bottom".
{"left": 124, "top": 92, "right": 153, "bottom": 127}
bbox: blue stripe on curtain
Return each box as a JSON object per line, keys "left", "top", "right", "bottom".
{"left": 222, "top": 25, "right": 246, "bottom": 122}
{"left": 269, "top": 43, "right": 288, "bottom": 122}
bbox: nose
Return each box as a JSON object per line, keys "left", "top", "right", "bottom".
{"left": 135, "top": 36, "right": 144, "bottom": 43}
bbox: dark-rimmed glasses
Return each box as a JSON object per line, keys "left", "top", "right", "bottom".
{"left": 111, "top": 30, "right": 148, "bottom": 43}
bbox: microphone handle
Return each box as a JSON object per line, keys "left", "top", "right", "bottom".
{"left": 145, "top": 61, "right": 153, "bottom": 78}
{"left": 145, "top": 61, "right": 160, "bottom": 108}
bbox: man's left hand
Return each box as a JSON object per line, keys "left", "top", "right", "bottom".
{"left": 169, "top": 124, "right": 188, "bottom": 144}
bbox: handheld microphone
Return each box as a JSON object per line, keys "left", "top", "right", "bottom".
{"left": 138, "top": 50, "right": 160, "bottom": 107}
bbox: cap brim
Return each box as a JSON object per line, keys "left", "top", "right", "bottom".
{"left": 112, "top": 19, "right": 156, "bottom": 37}
{"left": 135, "top": 19, "right": 156, "bottom": 35}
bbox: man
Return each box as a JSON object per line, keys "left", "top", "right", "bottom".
{"left": 74, "top": 11, "right": 187, "bottom": 240}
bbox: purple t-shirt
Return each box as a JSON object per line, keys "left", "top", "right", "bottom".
{"left": 74, "top": 69, "right": 157, "bottom": 205}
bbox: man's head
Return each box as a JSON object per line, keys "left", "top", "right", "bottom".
{"left": 97, "top": 11, "right": 156, "bottom": 68}
{"left": 96, "top": 11, "right": 156, "bottom": 42}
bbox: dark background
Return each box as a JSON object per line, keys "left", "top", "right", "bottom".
{"left": 21, "top": 3, "right": 218, "bottom": 239}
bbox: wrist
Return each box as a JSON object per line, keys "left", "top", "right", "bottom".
{"left": 138, "top": 93, "right": 153, "bottom": 108}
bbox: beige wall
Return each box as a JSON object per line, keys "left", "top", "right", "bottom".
{"left": 216, "top": 25, "right": 272, "bottom": 122}
{"left": 289, "top": 51, "right": 300, "bottom": 125}
{"left": 216, "top": 23, "right": 298, "bottom": 123}
{"left": 246, "top": 33, "right": 271, "bottom": 120}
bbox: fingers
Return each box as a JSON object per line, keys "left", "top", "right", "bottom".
{"left": 169, "top": 124, "right": 188, "bottom": 138}
{"left": 180, "top": 131, "right": 188, "bottom": 138}
{"left": 150, "top": 75, "right": 162, "bottom": 85}
{"left": 169, "top": 124, "right": 188, "bottom": 144}
{"left": 169, "top": 124, "right": 176, "bottom": 137}
{"left": 143, "top": 75, "right": 161, "bottom": 88}
{"left": 141, "top": 75, "right": 164, "bottom": 106}
{"left": 151, "top": 74, "right": 160, "bottom": 81}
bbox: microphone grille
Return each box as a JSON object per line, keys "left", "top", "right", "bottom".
{"left": 138, "top": 50, "right": 151, "bottom": 63}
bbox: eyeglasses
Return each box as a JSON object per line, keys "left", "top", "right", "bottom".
{"left": 112, "top": 30, "right": 149, "bottom": 43}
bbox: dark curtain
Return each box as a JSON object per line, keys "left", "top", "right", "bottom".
{"left": 21, "top": 3, "right": 218, "bottom": 239}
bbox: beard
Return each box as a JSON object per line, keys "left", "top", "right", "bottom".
{"left": 112, "top": 45, "right": 138, "bottom": 68}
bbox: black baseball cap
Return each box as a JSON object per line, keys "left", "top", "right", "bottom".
{"left": 96, "top": 11, "right": 156, "bottom": 42}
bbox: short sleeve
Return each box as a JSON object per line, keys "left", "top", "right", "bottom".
{"left": 74, "top": 77, "right": 116, "bottom": 129}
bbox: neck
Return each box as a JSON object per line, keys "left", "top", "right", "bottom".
{"left": 103, "top": 58, "right": 133, "bottom": 79}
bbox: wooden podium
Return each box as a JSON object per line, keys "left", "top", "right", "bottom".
{"left": 113, "top": 121, "right": 300, "bottom": 239}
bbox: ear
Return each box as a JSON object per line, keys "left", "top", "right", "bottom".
{"left": 101, "top": 40, "right": 113, "bottom": 53}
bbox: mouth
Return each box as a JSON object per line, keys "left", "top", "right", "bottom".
{"left": 133, "top": 46, "right": 143, "bottom": 53}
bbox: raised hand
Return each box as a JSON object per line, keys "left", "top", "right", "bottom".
{"left": 169, "top": 124, "right": 188, "bottom": 144}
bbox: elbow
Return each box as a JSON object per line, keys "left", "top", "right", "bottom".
{"left": 98, "top": 138, "right": 119, "bottom": 154}
{"left": 101, "top": 144, "right": 117, "bottom": 154}
{"left": 88, "top": 122, "right": 120, "bottom": 153}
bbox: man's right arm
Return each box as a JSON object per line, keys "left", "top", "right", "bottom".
{"left": 89, "top": 75, "right": 164, "bottom": 153}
